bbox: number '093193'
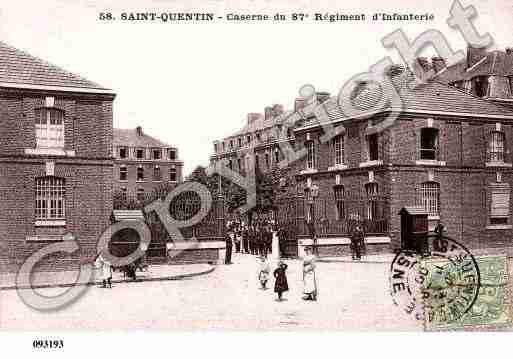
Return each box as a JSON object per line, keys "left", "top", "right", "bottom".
{"left": 32, "top": 339, "right": 64, "bottom": 349}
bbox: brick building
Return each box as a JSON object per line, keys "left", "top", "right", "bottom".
{"left": 113, "top": 126, "right": 183, "bottom": 201}
{"left": 0, "top": 41, "right": 115, "bottom": 272}
{"left": 286, "top": 65, "right": 513, "bottom": 256}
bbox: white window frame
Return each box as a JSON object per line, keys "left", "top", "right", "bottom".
{"left": 35, "top": 108, "right": 64, "bottom": 148}
{"left": 169, "top": 167, "right": 177, "bottom": 182}
{"left": 334, "top": 135, "right": 344, "bottom": 165}
{"left": 306, "top": 141, "right": 315, "bottom": 169}
{"left": 119, "top": 166, "right": 128, "bottom": 181}
{"left": 418, "top": 181, "right": 440, "bottom": 217}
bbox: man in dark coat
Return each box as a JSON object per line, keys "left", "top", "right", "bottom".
{"left": 350, "top": 224, "right": 364, "bottom": 260}
{"left": 278, "top": 227, "right": 287, "bottom": 258}
{"left": 265, "top": 227, "right": 273, "bottom": 255}
{"left": 273, "top": 261, "right": 289, "bottom": 301}
{"left": 225, "top": 233, "right": 233, "bottom": 264}
{"left": 242, "top": 226, "right": 249, "bottom": 254}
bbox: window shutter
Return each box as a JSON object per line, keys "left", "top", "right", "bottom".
{"left": 491, "top": 185, "right": 510, "bottom": 218}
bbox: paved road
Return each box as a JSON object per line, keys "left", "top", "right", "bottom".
{"left": 0, "top": 253, "right": 420, "bottom": 330}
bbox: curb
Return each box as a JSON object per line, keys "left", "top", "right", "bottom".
{"left": 317, "top": 257, "right": 393, "bottom": 264}
{"left": 0, "top": 264, "right": 216, "bottom": 291}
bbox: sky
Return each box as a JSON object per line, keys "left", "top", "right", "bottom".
{"left": 1, "top": 0, "right": 512, "bottom": 175}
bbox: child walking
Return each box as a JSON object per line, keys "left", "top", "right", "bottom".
{"left": 258, "top": 255, "right": 270, "bottom": 289}
{"left": 273, "top": 261, "right": 289, "bottom": 301}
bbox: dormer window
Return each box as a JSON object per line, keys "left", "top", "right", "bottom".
{"left": 153, "top": 149, "right": 161, "bottom": 160}
{"left": 119, "top": 147, "right": 127, "bottom": 159}
{"left": 473, "top": 76, "right": 489, "bottom": 97}
{"left": 35, "top": 108, "right": 64, "bottom": 148}
{"left": 420, "top": 128, "right": 439, "bottom": 160}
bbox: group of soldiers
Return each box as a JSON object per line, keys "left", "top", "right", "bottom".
{"left": 226, "top": 219, "right": 274, "bottom": 257}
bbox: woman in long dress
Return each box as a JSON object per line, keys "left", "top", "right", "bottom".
{"left": 302, "top": 246, "right": 318, "bottom": 301}
{"left": 94, "top": 253, "right": 112, "bottom": 288}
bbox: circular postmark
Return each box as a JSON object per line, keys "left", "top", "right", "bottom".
{"left": 389, "top": 234, "right": 481, "bottom": 327}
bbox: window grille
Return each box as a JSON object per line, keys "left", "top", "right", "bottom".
{"left": 417, "top": 182, "right": 440, "bottom": 216}
{"left": 334, "top": 185, "right": 345, "bottom": 220}
{"left": 365, "top": 183, "right": 378, "bottom": 220}
{"left": 488, "top": 131, "right": 505, "bottom": 162}
{"left": 35, "top": 176, "right": 65, "bottom": 220}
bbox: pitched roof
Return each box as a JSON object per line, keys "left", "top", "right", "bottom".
{"left": 0, "top": 41, "right": 111, "bottom": 91}
{"left": 113, "top": 128, "right": 172, "bottom": 148}
{"left": 298, "top": 68, "right": 513, "bottom": 129}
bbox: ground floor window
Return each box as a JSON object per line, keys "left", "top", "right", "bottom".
{"left": 365, "top": 183, "right": 378, "bottom": 219}
{"left": 136, "top": 188, "right": 145, "bottom": 202}
{"left": 490, "top": 184, "right": 510, "bottom": 225}
{"left": 35, "top": 176, "right": 65, "bottom": 220}
{"left": 417, "top": 181, "right": 440, "bottom": 216}
{"left": 334, "top": 185, "right": 345, "bottom": 220}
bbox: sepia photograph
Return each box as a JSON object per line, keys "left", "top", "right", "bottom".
{"left": 1, "top": 0, "right": 513, "bottom": 356}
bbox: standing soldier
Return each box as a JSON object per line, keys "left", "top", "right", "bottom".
{"left": 225, "top": 232, "right": 233, "bottom": 264}
{"left": 242, "top": 225, "right": 249, "bottom": 254}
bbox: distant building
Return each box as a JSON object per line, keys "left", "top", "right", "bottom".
{"left": 0, "top": 41, "right": 115, "bottom": 272}
{"left": 113, "top": 126, "right": 183, "bottom": 201}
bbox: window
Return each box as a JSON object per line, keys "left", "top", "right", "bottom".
{"left": 287, "top": 128, "right": 293, "bottom": 138}
{"left": 265, "top": 153, "right": 270, "bottom": 169}
{"left": 237, "top": 158, "right": 242, "bottom": 172}
{"left": 474, "top": 76, "right": 489, "bottom": 98}
{"left": 229, "top": 140, "right": 234, "bottom": 150}
{"left": 153, "top": 166, "right": 161, "bottom": 181}
{"left": 35, "top": 176, "right": 65, "bottom": 220}
{"left": 228, "top": 159, "right": 233, "bottom": 170}
{"left": 333, "top": 135, "right": 344, "bottom": 165}
{"left": 119, "top": 167, "right": 127, "bottom": 181}
{"left": 306, "top": 141, "right": 315, "bottom": 169}
{"left": 238, "top": 138, "right": 242, "bottom": 148}
{"left": 256, "top": 133, "right": 261, "bottom": 142}
{"left": 136, "top": 148, "right": 145, "bottom": 159}
{"left": 418, "top": 182, "right": 440, "bottom": 216}
{"left": 246, "top": 135, "right": 251, "bottom": 145}
{"left": 136, "top": 188, "right": 145, "bottom": 202}
{"left": 214, "top": 143, "right": 218, "bottom": 153}
{"left": 367, "top": 134, "right": 379, "bottom": 161}
{"left": 334, "top": 185, "right": 345, "bottom": 220}
{"left": 137, "top": 167, "right": 144, "bottom": 182}
{"left": 365, "top": 183, "right": 378, "bottom": 220}
{"left": 35, "top": 108, "right": 64, "bottom": 148}
{"left": 153, "top": 149, "right": 161, "bottom": 160}
{"left": 490, "top": 184, "right": 510, "bottom": 225}
{"left": 274, "top": 149, "right": 280, "bottom": 164}
{"left": 488, "top": 131, "right": 505, "bottom": 162}
{"left": 120, "top": 187, "right": 127, "bottom": 202}
{"left": 169, "top": 168, "right": 177, "bottom": 182}
{"left": 119, "top": 147, "right": 127, "bottom": 159}
{"left": 255, "top": 154, "right": 260, "bottom": 169}
{"left": 222, "top": 142, "right": 226, "bottom": 152}
{"left": 420, "top": 128, "right": 439, "bottom": 160}
{"left": 168, "top": 149, "right": 176, "bottom": 160}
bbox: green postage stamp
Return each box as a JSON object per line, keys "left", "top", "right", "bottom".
{"left": 423, "top": 255, "right": 511, "bottom": 330}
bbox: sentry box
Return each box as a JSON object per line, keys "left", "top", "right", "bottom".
{"left": 399, "top": 207, "right": 428, "bottom": 255}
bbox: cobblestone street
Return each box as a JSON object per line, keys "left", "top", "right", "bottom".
{"left": 0, "top": 253, "right": 421, "bottom": 330}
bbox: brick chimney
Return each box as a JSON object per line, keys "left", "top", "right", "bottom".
{"left": 247, "top": 113, "right": 262, "bottom": 126}
{"left": 432, "top": 56, "right": 446, "bottom": 73}
{"left": 294, "top": 97, "right": 306, "bottom": 112}
{"left": 136, "top": 126, "right": 143, "bottom": 136}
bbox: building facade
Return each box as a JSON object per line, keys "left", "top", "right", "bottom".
{"left": 113, "top": 126, "right": 183, "bottom": 202}
{"left": 287, "top": 66, "right": 513, "bottom": 256}
{"left": 0, "top": 41, "right": 115, "bottom": 272}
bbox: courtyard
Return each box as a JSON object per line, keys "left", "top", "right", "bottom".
{"left": 0, "top": 253, "right": 421, "bottom": 330}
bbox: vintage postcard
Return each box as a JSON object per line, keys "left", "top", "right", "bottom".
{"left": 1, "top": 0, "right": 513, "bottom": 355}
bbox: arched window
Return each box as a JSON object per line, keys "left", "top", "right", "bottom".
{"left": 418, "top": 182, "right": 440, "bottom": 216}
{"left": 35, "top": 176, "right": 65, "bottom": 220}
{"left": 488, "top": 131, "right": 505, "bottom": 162}
{"left": 35, "top": 108, "right": 64, "bottom": 148}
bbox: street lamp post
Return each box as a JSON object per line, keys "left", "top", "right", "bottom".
{"left": 305, "top": 184, "right": 319, "bottom": 255}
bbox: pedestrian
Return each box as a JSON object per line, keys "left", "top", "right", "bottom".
{"left": 350, "top": 224, "right": 364, "bottom": 260}
{"left": 94, "top": 253, "right": 112, "bottom": 288}
{"left": 242, "top": 226, "right": 249, "bottom": 254}
{"left": 278, "top": 226, "right": 286, "bottom": 258}
{"left": 273, "top": 260, "right": 289, "bottom": 301}
{"left": 225, "top": 232, "right": 233, "bottom": 264}
{"left": 302, "top": 246, "right": 318, "bottom": 301}
{"left": 265, "top": 226, "right": 273, "bottom": 255}
{"left": 257, "top": 255, "right": 270, "bottom": 289}
{"left": 234, "top": 229, "right": 241, "bottom": 253}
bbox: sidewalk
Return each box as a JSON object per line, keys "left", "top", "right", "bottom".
{"left": 318, "top": 253, "right": 395, "bottom": 263}
{"left": 0, "top": 263, "right": 215, "bottom": 290}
